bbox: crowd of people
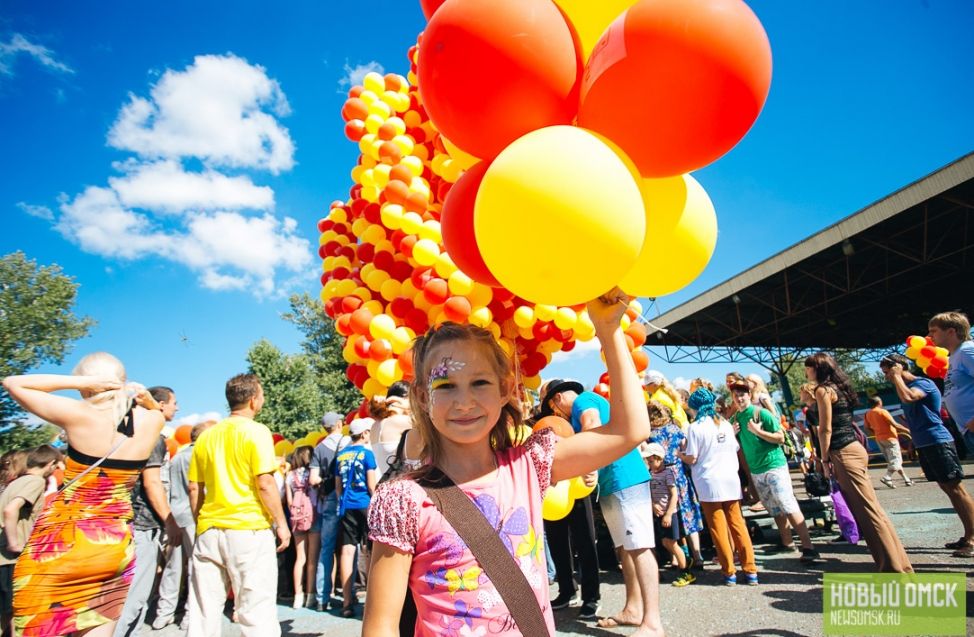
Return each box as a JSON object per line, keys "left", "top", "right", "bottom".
{"left": 0, "top": 306, "right": 972, "bottom": 636}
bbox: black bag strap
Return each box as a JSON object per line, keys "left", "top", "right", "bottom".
{"left": 420, "top": 468, "right": 548, "bottom": 637}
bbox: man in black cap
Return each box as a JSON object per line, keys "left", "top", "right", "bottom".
{"left": 541, "top": 378, "right": 661, "bottom": 632}
{"left": 539, "top": 379, "right": 602, "bottom": 619}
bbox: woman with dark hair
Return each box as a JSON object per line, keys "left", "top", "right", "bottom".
{"left": 805, "top": 352, "right": 912, "bottom": 572}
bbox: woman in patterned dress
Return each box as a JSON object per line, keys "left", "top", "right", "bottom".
{"left": 2, "top": 352, "right": 164, "bottom": 636}
{"left": 647, "top": 400, "right": 705, "bottom": 567}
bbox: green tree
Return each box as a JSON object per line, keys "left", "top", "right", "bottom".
{"left": 768, "top": 350, "right": 889, "bottom": 412}
{"left": 281, "top": 293, "right": 361, "bottom": 413}
{"left": 246, "top": 339, "right": 326, "bottom": 439}
{"left": 0, "top": 423, "right": 60, "bottom": 454}
{"left": 0, "top": 251, "right": 95, "bottom": 428}
{"left": 244, "top": 293, "right": 359, "bottom": 439}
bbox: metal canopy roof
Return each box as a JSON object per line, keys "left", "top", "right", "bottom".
{"left": 647, "top": 152, "right": 974, "bottom": 365}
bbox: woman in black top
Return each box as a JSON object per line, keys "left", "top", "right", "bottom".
{"left": 805, "top": 352, "right": 912, "bottom": 572}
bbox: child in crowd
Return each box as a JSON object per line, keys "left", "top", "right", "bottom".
{"left": 363, "top": 289, "right": 656, "bottom": 637}
{"left": 1, "top": 446, "right": 61, "bottom": 637}
{"left": 335, "top": 419, "right": 378, "bottom": 618}
{"left": 642, "top": 443, "right": 694, "bottom": 587}
{"left": 285, "top": 445, "right": 318, "bottom": 608}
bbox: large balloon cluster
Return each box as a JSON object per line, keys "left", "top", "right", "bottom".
{"left": 904, "top": 335, "right": 950, "bottom": 379}
{"left": 320, "top": 0, "right": 771, "bottom": 399}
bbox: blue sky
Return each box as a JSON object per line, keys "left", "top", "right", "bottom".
{"left": 3, "top": 0, "right": 973, "bottom": 423}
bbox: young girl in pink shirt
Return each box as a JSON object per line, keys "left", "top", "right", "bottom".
{"left": 363, "top": 289, "right": 657, "bottom": 637}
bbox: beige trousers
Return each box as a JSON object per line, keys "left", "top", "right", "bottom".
{"left": 830, "top": 442, "right": 913, "bottom": 573}
{"left": 187, "top": 528, "right": 280, "bottom": 637}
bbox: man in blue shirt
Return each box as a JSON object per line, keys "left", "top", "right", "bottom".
{"left": 543, "top": 380, "right": 661, "bottom": 633}
{"left": 882, "top": 354, "right": 974, "bottom": 557}
{"left": 929, "top": 312, "right": 974, "bottom": 452}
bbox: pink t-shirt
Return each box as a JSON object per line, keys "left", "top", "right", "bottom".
{"left": 369, "top": 428, "right": 556, "bottom": 636}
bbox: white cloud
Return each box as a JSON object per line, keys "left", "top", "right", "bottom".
{"left": 107, "top": 54, "right": 294, "bottom": 174}
{"left": 16, "top": 201, "right": 54, "bottom": 221}
{"left": 0, "top": 33, "right": 74, "bottom": 77}
{"left": 109, "top": 160, "right": 274, "bottom": 213}
{"left": 550, "top": 338, "right": 602, "bottom": 364}
{"left": 672, "top": 376, "right": 691, "bottom": 391}
{"left": 338, "top": 60, "right": 384, "bottom": 92}
{"left": 49, "top": 55, "right": 312, "bottom": 299}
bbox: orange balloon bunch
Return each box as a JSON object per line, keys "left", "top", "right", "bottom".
{"left": 904, "top": 335, "right": 950, "bottom": 379}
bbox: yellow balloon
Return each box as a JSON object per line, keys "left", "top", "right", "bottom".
{"left": 413, "top": 239, "right": 441, "bottom": 266}
{"left": 905, "top": 346, "right": 922, "bottom": 360}
{"left": 568, "top": 475, "right": 596, "bottom": 500}
{"left": 475, "top": 126, "right": 644, "bottom": 306}
{"left": 553, "top": 307, "right": 578, "bottom": 331}
{"left": 619, "top": 174, "right": 717, "bottom": 298}
{"left": 534, "top": 305, "right": 557, "bottom": 322}
{"left": 552, "top": 0, "right": 639, "bottom": 61}
{"left": 391, "top": 327, "right": 414, "bottom": 355}
{"left": 274, "top": 440, "right": 294, "bottom": 457}
{"left": 376, "top": 359, "right": 401, "bottom": 386}
{"left": 907, "top": 335, "right": 926, "bottom": 350}
{"left": 469, "top": 306, "right": 492, "bottom": 328}
{"left": 440, "top": 135, "right": 482, "bottom": 170}
{"left": 542, "top": 480, "right": 573, "bottom": 521}
{"left": 523, "top": 374, "right": 542, "bottom": 391}
{"left": 369, "top": 314, "right": 397, "bottom": 340}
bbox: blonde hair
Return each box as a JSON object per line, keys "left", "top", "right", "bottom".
{"left": 72, "top": 352, "right": 131, "bottom": 428}
{"left": 408, "top": 323, "right": 521, "bottom": 480}
{"left": 929, "top": 312, "right": 971, "bottom": 341}
{"left": 647, "top": 400, "right": 673, "bottom": 428}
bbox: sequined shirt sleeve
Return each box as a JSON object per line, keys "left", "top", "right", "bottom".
{"left": 523, "top": 426, "right": 556, "bottom": 497}
{"left": 368, "top": 478, "right": 422, "bottom": 553}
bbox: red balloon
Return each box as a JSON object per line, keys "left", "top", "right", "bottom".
{"left": 441, "top": 162, "right": 502, "bottom": 287}
{"left": 443, "top": 296, "right": 472, "bottom": 323}
{"left": 272, "top": 433, "right": 284, "bottom": 444}
{"left": 424, "top": 278, "right": 450, "bottom": 305}
{"left": 418, "top": 0, "right": 581, "bottom": 160}
{"left": 593, "top": 382, "right": 611, "bottom": 399}
{"left": 341, "top": 296, "right": 363, "bottom": 314}
{"left": 419, "top": 0, "right": 446, "bottom": 20}
{"left": 920, "top": 346, "right": 937, "bottom": 359}
{"left": 578, "top": 0, "right": 772, "bottom": 177}
{"left": 598, "top": 372, "right": 611, "bottom": 386}
{"left": 353, "top": 335, "right": 372, "bottom": 359}
{"left": 405, "top": 307, "right": 430, "bottom": 334}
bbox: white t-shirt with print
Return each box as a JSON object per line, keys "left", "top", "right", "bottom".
{"left": 684, "top": 416, "right": 742, "bottom": 503}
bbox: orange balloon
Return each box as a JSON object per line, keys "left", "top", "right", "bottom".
{"left": 626, "top": 322, "right": 647, "bottom": 347}
{"left": 173, "top": 425, "right": 192, "bottom": 445}
{"left": 532, "top": 415, "right": 575, "bottom": 438}
{"left": 631, "top": 348, "right": 649, "bottom": 372}
{"left": 579, "top": 0, "right": 772, "bottom": 176}
{"left": 418, "top": 0, "right": 581, "bottom": 160}
{"left": 165, "top": 438, "right": 179, "bottom": 458}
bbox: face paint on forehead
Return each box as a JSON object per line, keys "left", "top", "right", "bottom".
{"left": 428, "top": 357, "right": 466, "bottom": 396}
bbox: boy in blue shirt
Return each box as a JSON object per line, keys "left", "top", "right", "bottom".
{"left": 882, "top": 354, "right": 974, "bottom": 557}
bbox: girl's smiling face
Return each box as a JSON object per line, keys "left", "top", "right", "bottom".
{"left": 423, "top": 340, "right": 509, "bottom": 448}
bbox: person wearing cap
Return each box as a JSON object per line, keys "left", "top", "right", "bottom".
{"left": 308, "top": 411, "right": 351, "bottom": 611}
{"left": 334, "top": 418, "right": 378, "bottom": 618}
{"left": 641, "top": 442, "right": 694, "bottom": 587}
{"left": 729, "top": 380, "right": 820, "bottom": 564}
{"left": 537, "top": 379, "right": 602, "bottom": 617}
{"left": 643, "top": 370, "right": 688, "bottom": 429}
{"left": 678, "top": 387, "right": 757, "bottom": 586}
{"left": 542, "top": 379, "right": 661, "bottom": 631}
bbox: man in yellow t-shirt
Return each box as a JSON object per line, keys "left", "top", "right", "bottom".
{"left": 187, "top": 374, "right": 289, "bottom": 637}
{"left": 863, "top": 396, "right": 913, "bottom": 489}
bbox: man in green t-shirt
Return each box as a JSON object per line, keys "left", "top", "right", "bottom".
{"left": 730, "top": 381, "right": 820, "bottom": 563}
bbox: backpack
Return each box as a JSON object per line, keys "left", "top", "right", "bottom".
{"left": 752, "top": 407, "right": 795, "bottom": 459}
{"left": 289, "top": 469, "right": 314, "bottom": 532}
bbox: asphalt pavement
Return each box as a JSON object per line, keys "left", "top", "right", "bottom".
{"left": 144, "top": 462, "right": 974, "bottom": 636}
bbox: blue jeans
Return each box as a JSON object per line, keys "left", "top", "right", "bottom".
{"left": 316, "top": 491, "right": 340, "bottom": 604}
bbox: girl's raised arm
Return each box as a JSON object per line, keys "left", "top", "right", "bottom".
{"left": 551, "top": 288, "right": 651, "bottom": 483}
{"left": 2, "top": 374, "right": 120, "bottom": 428}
